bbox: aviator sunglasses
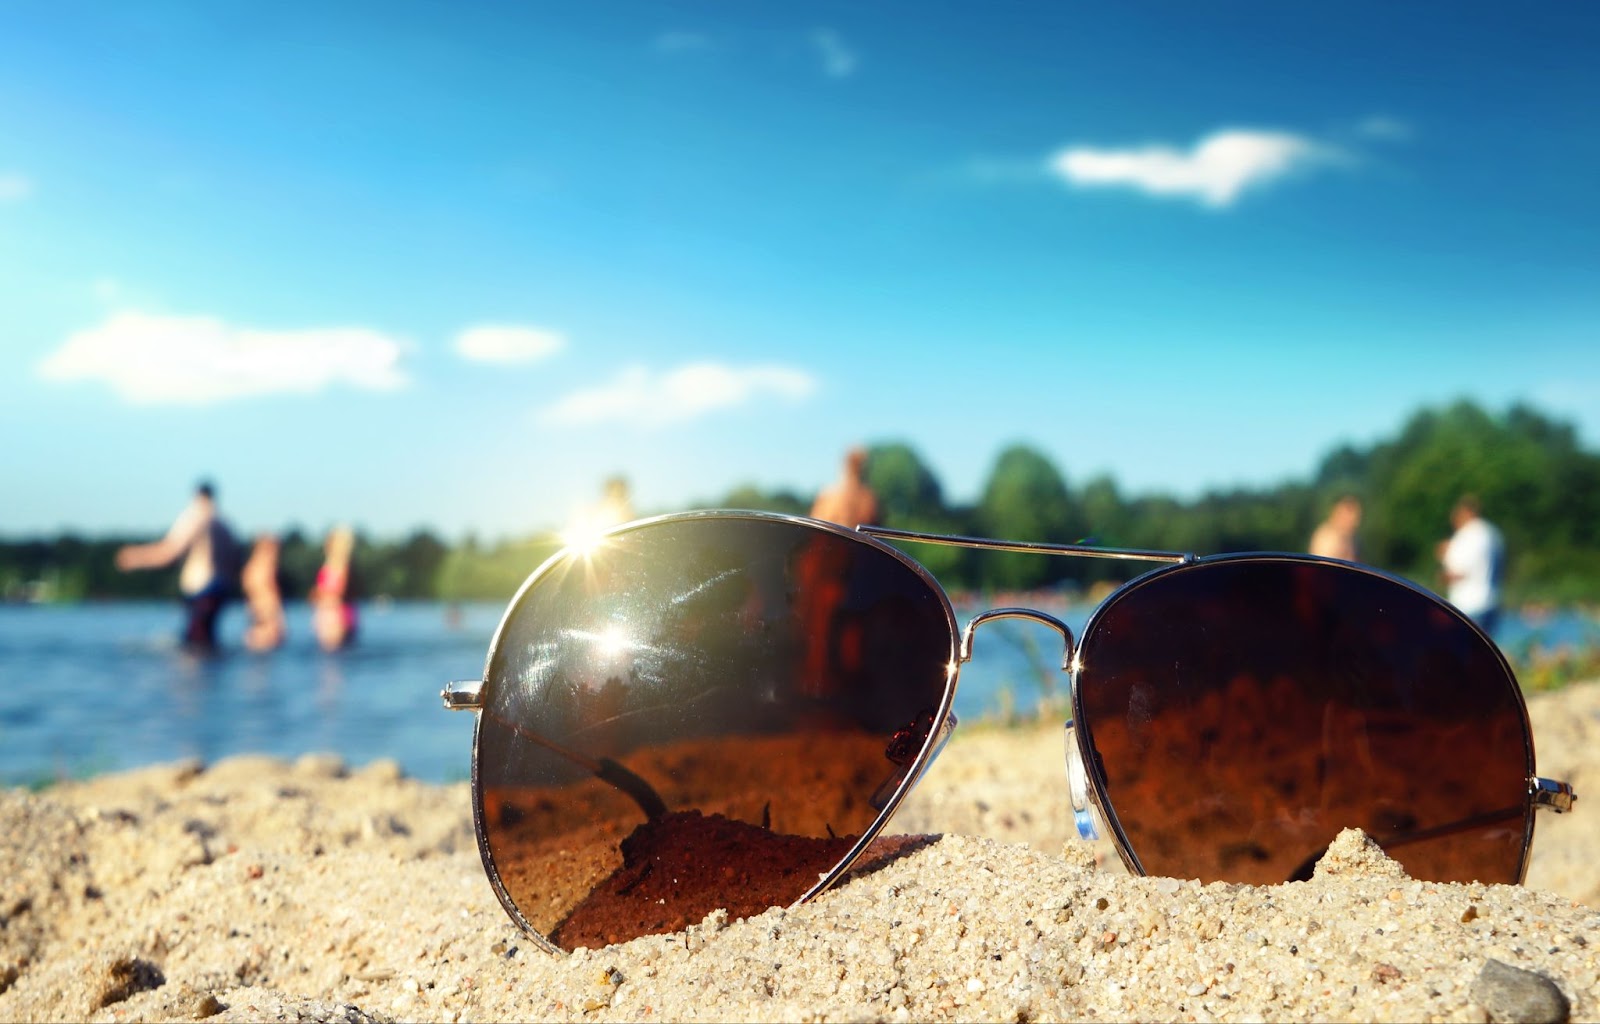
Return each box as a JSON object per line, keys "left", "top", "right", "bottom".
{"left": 442, "top": 510, "right": 1575, "bottom": 953}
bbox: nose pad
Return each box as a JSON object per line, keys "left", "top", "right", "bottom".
{"left": 1063, "top": 719, "right": 1103, "bottom": 840}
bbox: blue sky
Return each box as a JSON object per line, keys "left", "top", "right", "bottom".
{"left": 3, "top": 2, "right": 1597, "bottom": 542}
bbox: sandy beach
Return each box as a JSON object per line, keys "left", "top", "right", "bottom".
{"left": 3, "top": 681, "right": 1598, "bottom": 1023}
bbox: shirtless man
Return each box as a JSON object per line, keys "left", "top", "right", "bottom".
{"left": 117, "top": 481, "right": 240, "bottom": 651}
{"left": 1308, "top": 495, "right": 1362, "bottom": 562}
{"left": 800, "top": 447, "right": 880, "bottom": 695}
{"left": 810, "top": 447, "right": 879, "bottom": 529}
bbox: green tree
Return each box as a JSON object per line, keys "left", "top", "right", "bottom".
{"left": 386, "top": 529, "right": 450, "bottom": 598}
{"left": 974, "top": 444, "right": 1082, "bottom": 591}
{"left": 720, "top": 484, "right": 808, "bottom": 517}
{"left": 435, "top": 534, "right": 562, "bottom": 602}
{"left": 1121, "top": 494, "right": 1187, "bottom": 552}
{"left": 1075, "top": 474, "right": 1133, "bottom": 585}
{"left": 276, "top": 528, "right": 320, "bottom": 601}
{"left": 1078, "top": 475, "right": 1124, "bottom": 544}
{"left": 858, "top": 442, "right": 973, "bottom": 585}
{"left": 864, "top": 442, "right": 945, "bottom": 524}
{"left": 1191, "top": 484, "right": 1315, "bottom": 554}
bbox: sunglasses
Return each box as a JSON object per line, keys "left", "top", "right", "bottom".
{"left": 442, "top": 510, "right": 1575, "bottom": 954}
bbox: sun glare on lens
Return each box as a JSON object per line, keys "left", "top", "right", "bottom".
{"left": 560, "top": 513, "right": 611, "bottom": 558}
{"left": 595, "top": 623, "right": 631, "bottom": 659}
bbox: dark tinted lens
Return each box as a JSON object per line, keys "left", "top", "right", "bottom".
{"left": 475, "top": 516, "right": 954, "bottom": 951}
{"left": 1076, "top": 558, "right": 1533, "bottom": 885}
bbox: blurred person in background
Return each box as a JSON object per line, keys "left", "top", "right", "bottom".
{"left": 810, "top": 446, "right": 879, "bottom": 529}
{"left": 596, "top": 475, "right": 635, "bottom": 528}
{"left": 116, "top": 480, "right": 242, "bottom": 652}
{"left": 1438, "top": 494, "right": 1506, "bottom": 635}
{"left": 311, "top": 524, "right": 360, "bottom": 651}
{"left": 1309, "top": 494, "right": 1363, "bottom": 562}
{"left": 241, "top": 534, "right": 287, "bottom": 652}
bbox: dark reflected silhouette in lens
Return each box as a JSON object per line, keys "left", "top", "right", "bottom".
{"left": 1076, "top": 558, "right": 1533, "bottom": 886}
{"left": 475, "top": 517, "right": 954, "bottom": 950}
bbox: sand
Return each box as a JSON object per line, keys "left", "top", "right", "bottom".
{"left": 3, "top": 681, "right": 1598, "bottom": 1023}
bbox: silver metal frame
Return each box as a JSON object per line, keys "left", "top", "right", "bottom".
{"left": 1063, "top": 551, "right": 1569, "bottom": 885}
{"left": 446, "top": 510, "right": 963, "bottom": 953}
{"left": 444, "top": 509, "right": 1575, "bottom": 950}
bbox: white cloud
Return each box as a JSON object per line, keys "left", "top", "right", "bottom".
{"left": 542, "top": 362, "right": 817, "bottom": 427}
{"left": 811, "top": 29, "right": 858, "bottom": 79}
{"left": 37, "top": 310, "right": 409, "bottom": 404}
{"left": 0, "top": 173, "right": 32, "bottom": 202}
{"left": 454, "top": 324, "right": 566, "bottom": 365}
{"left": 1049, "top": 129, "right": 1330, "bottom": 208}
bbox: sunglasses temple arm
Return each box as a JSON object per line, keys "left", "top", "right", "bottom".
{"left": 498, "top": 714, "right": 669, "bottom": 821}
{"left": 859, "top": 524, "right": 1192, "bottom": 564}
{"left": 1376, "top": 804, "right": 1527, "bottom": 852}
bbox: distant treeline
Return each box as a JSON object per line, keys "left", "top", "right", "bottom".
{"left": 5, "top": 399, "right": 1599, "bottom": 605}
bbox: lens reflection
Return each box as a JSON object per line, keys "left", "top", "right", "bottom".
{"left": 1076, "top": 558, "right": 1533, "bottom": 885}
{"left": 475, "top": 516, "right": 954, "bottom": 950}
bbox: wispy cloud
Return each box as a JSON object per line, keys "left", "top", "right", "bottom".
{"left": 454, "top": 324, "right": 566, "bottom": 365}
{"left": 653, "top": 30, "right": 713, "bottom": 55}
{"left": 542, "top": 362, "right": 817, "bottom": 428}
{"left": 37, "top": 310, "right": 409, "bottom": 404}
{"left": 89, "top": 276, "right": 168, "bottom": 308}
{"left": 1354, "top": 115, "right": 1412, "bottom": 142}
{"left": 811, "top": 29, "right": 859, "bottom": 79}
{"left": 1048, "top": 129, "right": 1332, "bottom": 208}
{"left": 954, "top": 157, "right": 1051, "bottom": 186}
{"left": 652, "top": 28, "right": 857, "bottom": 81}
{"left": 0, "top": 173, "right": 33, "bottom": 203}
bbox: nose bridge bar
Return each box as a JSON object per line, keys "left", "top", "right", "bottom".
{"left": 860, "top": 525, "right": 1193, "bottom": 565}
{"left": 961, "top": 608, "right": 1077, "bottom": 667}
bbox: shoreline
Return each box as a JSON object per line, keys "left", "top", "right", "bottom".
{"left": 2, "top": 681, "right": 1597, "bottom": 1023}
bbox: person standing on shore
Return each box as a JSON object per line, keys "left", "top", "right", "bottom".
{"left": 1438, "top": 494, "right": 1506, "bottom": 635}
{"left": 1309, "top": 495, "right": 1363, "bottom": 562}
{"left": 115, "top": 480, "right": 242, "bottom": 652}
{"left": 810, "top": 446, "right": 879, "bottom": 529}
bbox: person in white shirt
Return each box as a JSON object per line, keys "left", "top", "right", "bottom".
{"left": 117, "top": 481, "right": 240, "bottom": 651}
{"left": 1438, "top": 494, "right": 1505, "bottom": 635}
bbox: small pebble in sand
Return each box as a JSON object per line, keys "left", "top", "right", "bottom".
{"left": 1471, "top": 958, "right": 1571, "bottom": 1024}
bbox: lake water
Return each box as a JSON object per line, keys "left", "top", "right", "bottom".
{"left": 3, "top": 598, "right": 1596, "bottom": 786}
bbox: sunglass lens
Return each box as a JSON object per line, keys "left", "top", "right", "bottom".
{"left": 1075, "top": 558, "right": 1533, "bottom": 885}
{"left": 475, "top": 517, "right": 954, "bottom": 950}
